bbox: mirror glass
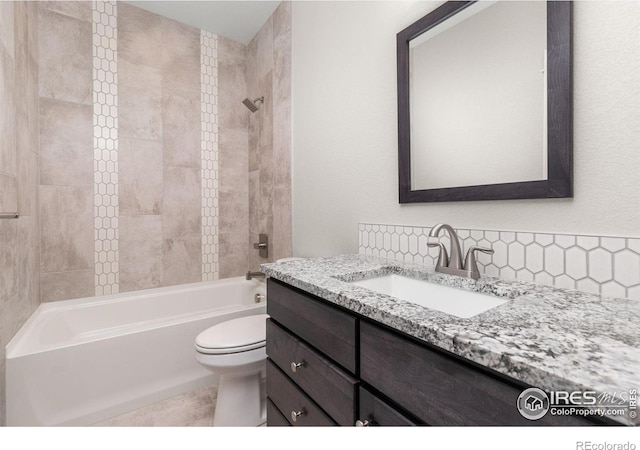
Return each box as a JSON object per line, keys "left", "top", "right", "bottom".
{"left": 410, "top": 1, "right": 547, "bottom": 190}
{"left": 397, "top": 1, "right": 572, "bottom": 203}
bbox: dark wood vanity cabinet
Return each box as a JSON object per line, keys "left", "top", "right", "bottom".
{"left": 266, "top": 279, "right": 604, "bottom": 427}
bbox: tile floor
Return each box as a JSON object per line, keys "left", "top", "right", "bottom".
{"left": 94, "top": 385, "right": 218, "bottom": 427}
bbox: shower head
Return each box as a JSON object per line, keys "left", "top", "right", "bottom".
{"left": 242, "top": 96, "right": 264, "bottom": 113}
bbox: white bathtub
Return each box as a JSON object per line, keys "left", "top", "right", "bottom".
{"left": 5, "top": 277, "right": 266, "bottom": 426}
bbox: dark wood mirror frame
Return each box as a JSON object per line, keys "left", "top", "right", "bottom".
{"left": 398, "top": 1, "right": 572, "bottom": 203}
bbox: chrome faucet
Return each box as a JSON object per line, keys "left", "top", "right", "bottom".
{"left": 428, "top": 223, "right": 494, "bottom": 280}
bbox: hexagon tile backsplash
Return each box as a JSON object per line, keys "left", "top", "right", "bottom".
{"left": 358, "top": 223, "right": 640, "bottom": 301}
{"left": 93, "top": 0, "right": 119, "bottom": 296}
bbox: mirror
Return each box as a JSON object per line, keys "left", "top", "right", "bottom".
{"left": 397, "top": 1, "right": 572, "bottom": 203}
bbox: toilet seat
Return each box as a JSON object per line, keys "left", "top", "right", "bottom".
{"left": 195, "top": 314, "right": 268, "bottom": 355}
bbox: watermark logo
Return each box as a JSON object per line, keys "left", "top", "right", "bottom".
{"left": 517, "top": 387, "right": 637, "bottom": 421}
{"left": 517, "top": 387, "right": 550, "bottom": 420}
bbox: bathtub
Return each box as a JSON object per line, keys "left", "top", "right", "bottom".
{"left": 5, "top": 277, "right": 266, "bottom": 426}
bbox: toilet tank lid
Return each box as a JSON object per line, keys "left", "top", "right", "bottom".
{"left": 196, "top": 314, "right": 269, "bottom": 350}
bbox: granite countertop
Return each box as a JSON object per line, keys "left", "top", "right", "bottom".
{"left": 261, "top": 254, "right": 640, "bottom": 426}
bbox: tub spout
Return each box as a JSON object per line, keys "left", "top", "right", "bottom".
{"left": 246, "top": 271, "right": 266, "bottom": 281}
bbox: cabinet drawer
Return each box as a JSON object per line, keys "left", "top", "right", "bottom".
{"left": 358, "top": 387, "right": 417, "bottom": 426}
{"left": 266, "top": 398, "right": 290, "bottom": 427}
{"left": 360, "top": 321, "right": 594, "bottom": 426}
{"left": 266, "top": 319, "right": 357, "bottom": 425}
{"left": 266, "top": 360, "right": 336, "bottom": 426}
{"left": 267, "top": 279, "right": 357, "bottom": 373}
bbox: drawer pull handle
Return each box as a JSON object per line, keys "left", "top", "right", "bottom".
{"left": 355, "top": 419, "right": 370, "bottom": 427}
{"left": 291, "top": 409, "right": 306, "bottom": 422}
{"left": 290, "top": 361, "right": 306, "bottom": 373}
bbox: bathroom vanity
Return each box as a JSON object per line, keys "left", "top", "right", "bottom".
{"left": 262, "top": 255, "right": 640, "bottom": 426}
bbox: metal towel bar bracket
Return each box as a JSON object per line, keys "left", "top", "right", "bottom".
{"left": 0, "top": 212, "right": 19, "bottom": 219}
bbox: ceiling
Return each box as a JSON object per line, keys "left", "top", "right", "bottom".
{"left": 125, "top": 1, "right": 281, "bottom": 45}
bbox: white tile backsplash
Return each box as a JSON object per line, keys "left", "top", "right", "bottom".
{"left": 200, "top": 30, "right": 219, "bottom": 282}
{"left": 359, "top": 223, "right": 640, "bottom": 301}
{"left": 93, "top": 0, "right": 119, "bottom": 296}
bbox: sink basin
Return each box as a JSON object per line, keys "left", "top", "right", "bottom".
{"left": 349, "top": 274, "right": 507, "bottom": 318}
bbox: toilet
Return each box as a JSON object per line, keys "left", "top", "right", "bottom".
{"left": 195, "top": 313, "right": 269, "bottom": 427}
{"left": 195, "top": 258, "right": 304, "bottom": 426}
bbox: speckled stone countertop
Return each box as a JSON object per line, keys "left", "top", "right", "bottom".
{"left": 261, "top": 254, "right": 640, "bottom": 426}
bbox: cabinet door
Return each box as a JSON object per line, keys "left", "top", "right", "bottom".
{"left": 361, "top": 321, "right": 596, "bottom": 426}
{"left": 358, "top": 387, "right": 417, "bottom": 426}
{"left": 267, "top": 279, "right": 357, "bottom": 373}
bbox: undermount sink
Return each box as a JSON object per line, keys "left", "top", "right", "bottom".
{"left": 349, "top": 274, "right": 507, "bottom": 318}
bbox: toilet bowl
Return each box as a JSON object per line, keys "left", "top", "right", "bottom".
{"left": 195, "top": 313, "right": 269, "bottom": 427}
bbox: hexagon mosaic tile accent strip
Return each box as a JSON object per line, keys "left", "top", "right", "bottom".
{"left": 358, "top": 223, "right": 640, "bottom": 301}
{"left": 201, "top": 30, "right": 219, "bottom": 281}
{"left": 93, "top": 0, "right": 119, "bottom": 296}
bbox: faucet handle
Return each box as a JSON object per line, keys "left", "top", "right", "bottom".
{"left": 463, "top": 246, "right": 494, "bottom": 278}
{"left": 427, "top": 242, "right": 449, "bottom": 269}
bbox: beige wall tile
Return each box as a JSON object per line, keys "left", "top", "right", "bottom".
{"left": 218, "top": 238, "right": 249, "bottom": 279}
{"left": 259, "top": 145, "right": 274, "bottom": 218}
{"left": 220, "top": 190, "right": 250, "bottom": 237}
{"left": 218, "top": 62, "right": 248, "bottom": 130}
{"left": 274, "top": 29, "right": 291, "bottom": 101}
{"left": 15, "top": 6, "right": 38, "bottom": 216}
{"left": 219, "top": 128, "right": 249, "bottom": 193}
{"left": 259, "top": 72, "right": 274, "bottom": 149}
{"left": 0, "top": 46, "right": 17, "bottom": 179}
{"left": 27, "top": 56, "right": 38, "bottom": 154}
{"left": 162, "top": 94, "right": 200, "bottom": 168}
{"left": 14, "top": 1, "right": 28, "bottom": 111}
{"left": 119, "top": 139, "right": 163, "bottom": 215}
{"left": 0, "top": 220, "right": 18, "bottom": 309}
{"left": 120, "top": 215, "right": 163, "bottom": 292}
{"left": 117, "top": 3, "right": 163, "bottom": 69}
{"left": 273, "top": 187, "right": 292, "bottom": 261}
{"left": 218, "top": 36, "right": 246, "bottom": 66}
{"left": 255, "top": 16, "right": 274, "bottom": 79}
{"left": 163, "top": 166, "right": 201, "bottom": 238}
{"left": 246, "top": 38, "right": 258, "bottom": 99}
{"left": 163, "top": 236, "right": 201, "bottom": 286}
{"left": 0, "top": 174, "right": 17, "bottom": 214}
{"left": 39, "top": 1, "right": 91, "bottom": 22}
{"left": 38, "top": 8, "right": 91, "bottom": 104}
{"left": 40, "top": 269, "right": 93, "bottom": 302}
{"left": 273, "top": 99, "right": 291, "bottom": 190}
{"left": 273, "top": 1, "right": 292, "bottom": 40}
{"left": 27, "top": 2, "right": 38, "bottom": 61}
{"left": 248, "top": 113, "right": 259, "bottom": 171}
{"left": 161, "top": 18, "right": 200, "bottom": 98}
{"left": 0, "top": 2, "right": 15, "bottom": 59}
{"left": 40, "top": 185, "right": 93, "bottom": 272}
{"left": 248, "top": 170, "right": 259, "bottom": 235}
{"left": 119, "top": 77, "right": 162, "bottom": 141}
{"left": 39, "top": 98, "right": 92, "bottom": 186}
{"left": 16, "top": 215, "right": 40, "bottom": 311}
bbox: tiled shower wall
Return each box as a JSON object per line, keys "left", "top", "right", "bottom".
{"left": 247, "top": 2, "right": 293, "bottom": 272}
{"left": 38, "top": 2, "right": 95, "bottom": 301}
{"left": 37, "top": 1, "right": 291, "bottom": 301}
{"left": 0, "top": 1, "right": 40, "bottom": 426}
{"left": 218, "top": 1, "right": 292, "bottom": 278}
{"left": 359, "top": 223, "right": 640, "bottom": 301}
